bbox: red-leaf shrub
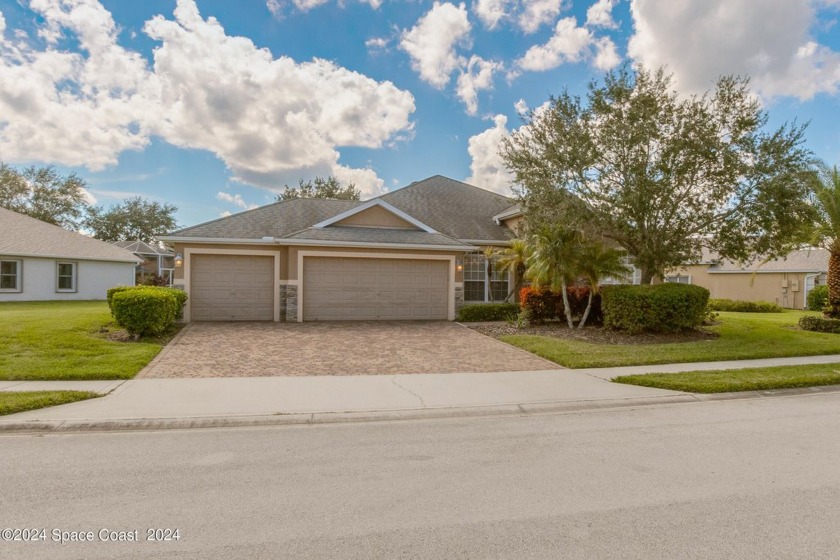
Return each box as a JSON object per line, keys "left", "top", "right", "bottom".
{"left": 519, "top": 285, "right": 602, "bottom": 324}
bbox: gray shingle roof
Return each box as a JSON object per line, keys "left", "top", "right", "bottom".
{"left": 169, "top": 198, "right": 363, "bottom": 239}
{"left": 708, "top": 248, "right": 828, "bottom": 273}
{"left": 286, "top": 226, "right": 471, "bottom": 247}
{"left": 0, "top": 207, "right": 139, "bottom": 263}
{"left": 165, "top": 175, "right": 515, "bottom": 246}
{"left": 378, "top": 175, "right": 514, "bottom": 241}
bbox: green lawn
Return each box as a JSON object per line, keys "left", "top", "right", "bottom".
{"left": 614, "top": 364, "right": 840, "bottom": 393}
{"left": 500, "top": 311, "right": 840, "bottom": 368}
{"left": 0, "top": 391, "right": 100, "bottom": 415}
{"left": 0, "top": 301, "right": 168, "bottom": 380}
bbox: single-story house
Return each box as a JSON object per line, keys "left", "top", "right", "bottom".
{"left": 112, "top": 240, "right": 175, "bottom": 285}
{"left": 0, "top": 207, "right": 138, "bottom": 301}
{"left": 669, "top": 248, "right": 828, "bottom": 309}
{"left": 159, "top": 176, "right": 521, "bottom": 322}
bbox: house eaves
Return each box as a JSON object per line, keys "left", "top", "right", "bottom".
{"left": 156, "top": 236, "right": 476, "bottom": 252}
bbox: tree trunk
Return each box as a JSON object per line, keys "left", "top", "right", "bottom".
{"left": 560, "top": 281, "right": 574, "bottom": 328}
{"left": 578, "top": 289, "right": 594, "bottom": 329}
{"left": 827, "top": 251, "right": 840, "bottom": 317}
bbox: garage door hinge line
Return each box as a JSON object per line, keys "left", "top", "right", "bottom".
{"left": 391, "top": 376, "right": 427, "bottom": 408}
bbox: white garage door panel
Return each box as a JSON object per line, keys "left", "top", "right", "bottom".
{"left": 191, "top": 255, "right": 274, "bottom": 321}
{"left": 303, "top": 257, "right": 449, "bottom": 321}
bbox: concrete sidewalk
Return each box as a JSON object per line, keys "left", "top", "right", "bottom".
{"left": 3, "top": 353, "right": 840, "bottom": 431}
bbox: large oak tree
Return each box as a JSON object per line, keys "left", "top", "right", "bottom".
{"left": 502, "top": 66, "right": 817, "bottom": 283}
{"left": 0, "top": 163, "right": 90, "bottom": 230}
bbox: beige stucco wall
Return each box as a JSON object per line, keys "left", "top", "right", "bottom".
{"left": 286, "top": 245, "right": 465, "bottom": 280}
{"left": 334, "top": 206, "right": 416, "bottom": 229}
{"left": 674, "top": 264, "right": 822, "bottom": 309}
{"left": 501, "top": 216, "right": 524, "bottom": 235}
{"left": 174, "top": 243, "right": 288, "bottom": 280}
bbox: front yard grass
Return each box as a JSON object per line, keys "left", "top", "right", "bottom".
{"left": 0, "top": 301, "right": 173, "bottom": 380}
{"left": 500, "top": 311, "right": 840, "bottom": 368}
{"left": 613, "top": 364, "right": 840, "bottom": 393}
{"left": 0, "top": 391, "right": 100, "bottom": 416}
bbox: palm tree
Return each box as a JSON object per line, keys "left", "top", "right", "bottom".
{"left": 494, "top": 239, "right": 531, "bottom": 302}
{"left": 576, "top": 243, "right": 631, "bottom": 328}
{"left": 810, "top": 163, "right": 840, "bottom": 317}
{"left": 527, "top": 224, "right": 582, "bottom": 328}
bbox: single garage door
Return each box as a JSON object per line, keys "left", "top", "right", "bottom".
{"left": 191, "top": 255, "right": 274, "bottom": 321}
{"left": 303, "top": 257, "right": 449, "bottom": 321}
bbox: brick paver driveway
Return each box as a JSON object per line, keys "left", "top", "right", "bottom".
{"left": 138, "top": 322, "right": 558, "bottom": 377}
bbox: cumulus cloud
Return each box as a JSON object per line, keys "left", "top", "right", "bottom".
{"left": 585, "top": 0, "right": 617, "bottom": 28}
{"left": 217, "top": 191, "right": 258, "bottom": 210}
{"left": 473, "top": 0, "right": 514, "bottom": 29}
{"left": 516, "top": 16, "right": 619, "bottom": 73}
{"left": 399, "top": 2, "right": 471, "bottom": 89}
{"left": 266, "top": 0, "right": 380, "bottom": 16}
{"left": 518, "top": 0, "right": 565, "bottom": 34}
{"left": 0, "top": 0, "right": 415, "bottom": 198}
{"left": 628, "top": 0, "right": 840, "bottom": 100}
{"left": 456, "top": 56, "right": 503, "bottom": 115}
{"left": 365, "top": 36, "right": 389, "bottom": 51}
{"left": 465, "top": 114, "right": 515, "bottom": 195}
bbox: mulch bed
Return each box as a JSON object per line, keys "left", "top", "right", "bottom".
{"left": 464, "top": 321, "right": 719, "bottom": 345}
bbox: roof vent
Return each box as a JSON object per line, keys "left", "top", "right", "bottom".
{"left": 261, "top": 236, "right": 275, "bottom": 242}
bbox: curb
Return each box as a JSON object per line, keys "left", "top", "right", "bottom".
{"left": 2, "top": 384, "right": 839, "bottom": 434}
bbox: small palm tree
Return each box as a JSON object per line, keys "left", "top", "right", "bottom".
{"left": 494, "top": 239, "right": 531, "bottom": 302}
{"left": 576, "top": 243, "right": 631, "bottom": 328}
{"left": 527, "top": 224, "right": 582, "bottom": 328}
{"left": 811, "top": 163, "right": 840, "bottom": 317}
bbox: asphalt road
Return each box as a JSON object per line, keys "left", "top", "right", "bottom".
{"left": 2, "top": 394, "right": 839, "bottom": 560}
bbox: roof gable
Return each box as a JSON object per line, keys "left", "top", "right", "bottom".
{"left": 313, "top": 199, "right": 436, "bottom": 232}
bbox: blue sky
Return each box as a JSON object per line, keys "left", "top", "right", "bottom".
{"left": 0, "top": 0, "right": 839, "bottom": 228}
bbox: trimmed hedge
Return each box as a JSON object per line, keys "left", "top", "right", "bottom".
{"left": 707, "top": 299, "right": 783, "bottom": 313}
{"left": 601, "top": 283, "right": 710, "bottom": 334}
{"left": 806, "top": 285, "right": 828, "bottom": 312}
{"left": 457, "top": 303, "right": 520, "bottom": 322}
{"left": 108, "top": 286, "right": 188, "bottom": 337}
{"left": 518, "top": 286, "right": 602, "bottom": 325}
{"left": 111, "top": 288, "right": 180, "bottom": 337}
{"left": 799, "top": 315, "right": 840, "bottom": 334}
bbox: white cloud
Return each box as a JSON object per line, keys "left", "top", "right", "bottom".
{"left": 267, "top": 0, "right": 381, "bottom": 15}
{"left": 514, "top": 98, "right": 529, "bottom": 114}
{"left": 466, "top": 114, "right": 515, "bottom": 195}
{"left": 456, "top": 55, "right": 503, "bottom": 115}
{"left": 586, "top": 0, "right": 617, "bottom": 28}
{"left": 593, "top": 36, "right": 620, "bottom": 70}
{"left": 518, "top": 0, "right": 565, "bottom": 34}
{"left": 399, "top": 2, "right": 471, "bottom": 89}
{"left": 628, "top": 0, "right": 840, "bottom": 100}
{"left": 220, "top": 210, "right": 232, "bottom": 217}
{"left": 0, "top": 0, "right": 415, "bottom": 199}
{"left": 474, "top": 0, "right": 514, "bottom": 29}
{"left": 216, "top": 191, "right": 257, "bottom": 210}
{"left": 365, "top": 36, "right": 389, "bottom": 51}
{"left": 516, "top": 17, "right": 594, "bottom": 71}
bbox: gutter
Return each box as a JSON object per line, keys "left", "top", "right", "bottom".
{"left": 157, "top": 236, "right": 477, "bottom": 252}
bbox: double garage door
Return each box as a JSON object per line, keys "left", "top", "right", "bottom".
{"left": 303, "top": 257, "right": 449, "bottom": 321}
{"left": 191, "top": 254, "right": 449, "bottom": 321}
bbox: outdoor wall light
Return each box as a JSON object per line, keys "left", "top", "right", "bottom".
{"left": 456, "top": 257, "right": 464, "bottom": 273}
{"left": 174, "top": 253, "right": 183, "bottom": 268}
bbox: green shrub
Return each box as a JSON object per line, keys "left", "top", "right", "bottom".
{"left": 111, "top": 288, "right": 181, "bottom": 337}
{"left": 601, "top": 283, "right": 710, "bottom": 334}
{"left": 798, "top": 315, "right": 840, "bottom": 334}
{"left": 457, "top": 303, "right": 520, "bottom": 322}
{"left": 807, "top": 285, "right": 829, "bottom": 312}
{"left": 707, "top": 299, "right": 783, "bottom": 313}
{"left": 107, "top": 285, "right": 186, "bottom": 314}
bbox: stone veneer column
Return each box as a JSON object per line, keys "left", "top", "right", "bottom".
{"left": 454, "top": 285, "right": 464, "bottom": 318}
{"left": 278, "top": 285, "right": 287, "bottom": 322}
{"left": 285, "top": 285, "right": 298, "bottom": 322}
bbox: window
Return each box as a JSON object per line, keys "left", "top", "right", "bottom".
{"left": 665, "top": 274, "right": 691, "bottom": 284}
{"left": 601, "top": 256, "right": 642, "bottom": 285}
{"left": 463, "top": 252, "right": 509, "bottom": 302}
{"left": 0, "top": 260, "right": 21, "bottom": 292}
{"left": 56, "top": 262, "right": 77, "bottom": 292}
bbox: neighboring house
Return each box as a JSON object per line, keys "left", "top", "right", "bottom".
{"left": 112, "top": 240, "right": 175, "bottom": 286}
{"left": 670, "top": 248, "right": 828, "bottom": 310}
{"left": 0, "top": 207, "right": 138, "bottom": 302}
{"left": 159, "top": 176, "right": 520, "bottom": 322}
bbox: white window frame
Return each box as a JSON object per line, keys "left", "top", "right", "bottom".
{"left": 664, "top": 274, "right": 691, "bottom": 284}
{"left": 0, "top": 259, "right": 22, "bottom": 292}
{"left": 462, "top": 252, "right": 510, "bottom": 303}
{"left": 56, "top": 261, "right": 78, "bottom": 293}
